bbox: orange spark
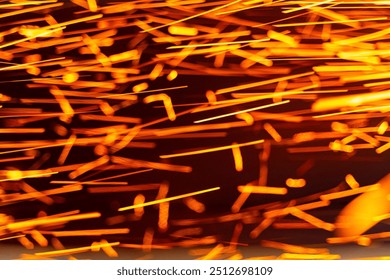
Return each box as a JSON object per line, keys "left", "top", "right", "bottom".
{"left": 231, "top": 142, "right": 243, "bottom": 172}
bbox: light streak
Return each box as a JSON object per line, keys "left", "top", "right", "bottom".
{"left": 119, "top": 187, "right": 220, "bottom": 211}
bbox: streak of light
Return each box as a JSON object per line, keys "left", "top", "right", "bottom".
{"left": 232, "top": 142, "right": 243, "bottom": 172}
{"left": 261, "top": 240, "right": 329, "bottom": 254}
{"left": 144, "top": 94, "right": 176, "bottom": 121}
{"left": 313, "top": 105, "right": 390, "bottom": 119}
{"left": 275, "top": 17, "right": 388, "bottom": 27}
{"left": 35, "top": 242, "right": 120, "bottom": 257}
{"left": 320, "top": 184, "right": 379, "bottom": 201}
{"left": 118, "top": 187, "right": 220, "bottom": 211}
{"left": 0, "top": 2, "right": 63, "bottom": 20}
{"left": 215, "top": 72, "right": 314, "bottom": 95}
{"left": 141, "top": 0, "right": 241, "bottom": 32}
{"left": 1, "top": 212, "right": 101, "bottom": 233}
{"left": 289, "top": 208, "right": 335, "bottom": 231}
{"left": 160, "top": 139, "right": 264, "bottom": 159}
{"left": 285, "top": 178, "right": 306, "bottom": 188}
{"left": 238, "top": 185, "right": 288, "bottom": 195}
{"left": 194, "top": 100, "right": 290, "bottom": 123}
{"left": 279, "top": 253, "right": 340, "bottom": 260}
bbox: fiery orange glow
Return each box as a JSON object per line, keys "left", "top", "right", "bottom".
{"left": 0, "top": 0, "right": 389, "bottom": 261}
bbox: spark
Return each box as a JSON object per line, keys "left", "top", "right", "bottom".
{"left": 160, "top": 139, "right": 264, "bottom": 159}
{"left": 35, "top": 242, "right": 120, "bottom": 257}
{"left": 194, "top": 100, "right": 290, "bottom": 123}
{"left": 238, "top": 185, "right": 288, "bottom": 195}
{"left": 118, "top": 187, "right": 220, "bottom": 211}
{"left": 141, "top": 0, "right": 242, "bottom": 32}
{"left": 215, "top": 72, "right": 314, "bottom": 95}
{"left": 231, "top": 142, "right": 244, "bottom": 172}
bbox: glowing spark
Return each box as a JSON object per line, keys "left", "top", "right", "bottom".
{"left": 238, "top": 185, "right": 288, "bottom": 195}
{"left": 144, "top": 94, "right": 176, "bottom": 121}
{"left": 194, "top": 100, "right": 290, "bottom": 123}
{"left": 141, "top": 0, "right": 241, "bottom": 32}
{"left": 118, "top": 187, "right": 220, "bottom": 211}
{"left": 160, "top": 139, "right": 264, "bottom": 159}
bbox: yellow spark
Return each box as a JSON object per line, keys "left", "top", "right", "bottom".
{"left": 195, "top": 100, "right": 290, "bottom": 123}
{"left": 198, "top": 244, "right": 224, "bottom": 260}
{"left": 320, "top": 184, "right": 379, "bottom": 201}
{"left": 2, "top": 212, "right": 101, "bottom": 233}
{"left": 0, "top": 234, "right": 25, "bottom": 242}
{"left": 42, "top": 14, "right": 103, "bottom": 31}
{"left": 0, "top": 128, "right": 44, "bottom": 134}
{"left": 313, "top": 105, "right": 390, "bottom": 119}
{"left": 168, "top": 26, "right": 198, "bottom": 36}
{"left": 141, "top": 0, "right": 241, "bottom": 32}
{"left": 35, "top": 242, "right": 120, "bottom": 257}
{"left": 267, "top": 30, "right": 298, "bottom": 47}
{"left": 1, "top": 170, "right": 57, "bottom": 182}
{"left": 168, "top": 38, "right": 269, "bottom": 49}
{"left": 238, "top": 185, "right": 288, "bottom": 195}
{"left": 217, "top": 0, "right": 284, "bottom": 15}
{"left": 216, "top": 72, "right": 314, "bottom": 95}
{"left": 62, "top": 72, "right": 79, "bottom": 83}
{"left": 334, "top": 26, "right": 390, "bottom": 46}
{"left": 285, "top": 178, "right": 306, "bottom": 188}
{"left": 280, "top": 253, "right": 340, "bottom": 260}
{"left": 111, "top": 156, "right": 192, "bottom": 173}
{"left": 275, "top": 17, "right": 388, "bottom": 27}
{"left": 108, "top": 50, "right": 139, "bottom": 63}
{"left": 0, "top": 26, "right": 65, "bottom": 50}
{"left": 118, "top": 187, "right": 220, "bottom": 211}
{"left": 149, "top": 63, "right": 164, "bottom": 80}
{"left": 37, "top": 228, "right": 130, "bottom": 237}
{"left": 167, "top": 70, "right": 178, "bottom": 81}
{"left": 87, "top": 0, "right": 98, "bottom": 12}
{"left": 378, "top": 121, "right": 389, "bottom": 135}
{"left": 264, "top": 201, "right": 331, "bottom": 218}
{"left": 160, "top": 139, "right": 264, "bottom": 159}
{"left": 0, "top": 3, "right": 63, "bottom": 20}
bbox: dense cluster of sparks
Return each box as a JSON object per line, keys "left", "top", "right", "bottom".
{"left": 0, "top": 0, "right": 390, "bottom": 260}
